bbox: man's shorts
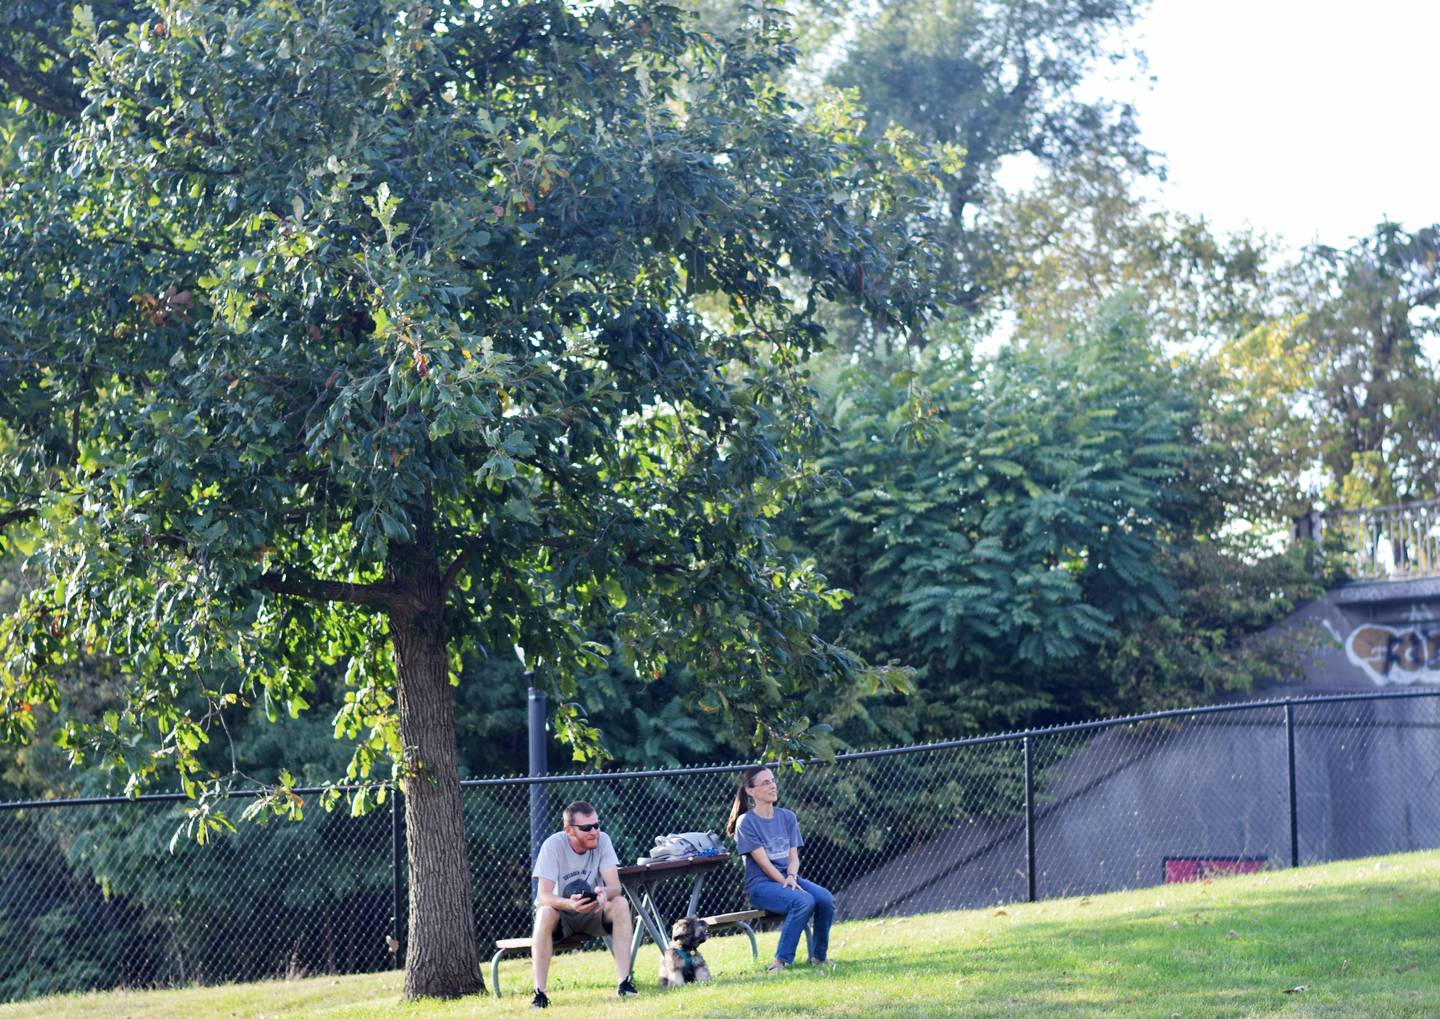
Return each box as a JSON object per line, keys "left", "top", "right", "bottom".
{"left": 555, "top": 905, "right": 612, "bottom": 941}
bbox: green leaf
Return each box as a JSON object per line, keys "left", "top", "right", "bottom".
{"left": 477, "top": 454, "right": 516, "bottom": 485}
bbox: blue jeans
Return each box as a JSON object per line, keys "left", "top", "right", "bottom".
{"left": 747, "top": 877, "right": 835, "bottom": 964}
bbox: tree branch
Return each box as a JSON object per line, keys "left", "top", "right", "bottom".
{"left": 0, "top": 506, "right": 37, "bottom": 531}
{"left": 439, "top": 543, "right": 475, "bottom": 598}
{"left": 254, "top": 570, "right": 398, "bottom": 608}
{"left": 99, "top": 233, "right": 200, "bottom": 258}
{"left": 0, "top": 53, "right": 84, "bottom": 119}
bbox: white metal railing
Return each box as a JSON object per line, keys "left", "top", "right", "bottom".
{"left": 1321, "top": 499, "right": 1440, "bottom": 581}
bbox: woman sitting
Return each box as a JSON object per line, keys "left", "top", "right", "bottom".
{"left": 725, "top": 764, "right": 835, "bottom": 972}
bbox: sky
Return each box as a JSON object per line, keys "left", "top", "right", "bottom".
{"left": 1117, "top": 0, "right": 1440, "bottom": 250}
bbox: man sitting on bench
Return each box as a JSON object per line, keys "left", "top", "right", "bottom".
{"left": 530, "top": 800, "right": 637, "bottom": 1008}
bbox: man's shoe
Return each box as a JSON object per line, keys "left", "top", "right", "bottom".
{"left": 617, "top": 977, "right": 639, "bottom": 997}
{"left": 766, "top": 960, "right": 788, "bottom": 974}
{"left": 531, "top": 989, "right": 549, "bottom": 1009}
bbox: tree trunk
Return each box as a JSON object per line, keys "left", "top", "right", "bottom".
{"left": 390, "top": 536, "right": 484, "bottom": 999}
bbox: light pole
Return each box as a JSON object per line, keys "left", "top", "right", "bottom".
{"left": 520, "top": 646, "right": 547, "bottom": 898}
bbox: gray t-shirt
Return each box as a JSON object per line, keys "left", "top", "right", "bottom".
{"left": 532, "top": 831, "right": 619, "bottom": 905}
{"left": 734, "top": 808, "right": 804, "bottom": 895}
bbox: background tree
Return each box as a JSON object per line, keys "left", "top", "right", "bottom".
{"left": 1286, "top": 222, "right": 1440, "bottom": 506}
{"left": 787, "top": 303, "right": 1198, "bottom": 739}
{"left": 1197, "top": 221, "right": 1440, "bottom": 526}
{"left": 0, "top": 0, "right": 937, "bottom": 998}
{"left": 993, "top": 154, "right": 1276, "bottom": 352}
{"left": 828, "top": 0, "right": 1155, "bottom": 333}
{"left": 783, "top": 295, "right": 1333, "bottom": 742}
{"left": 986, "top": 155, "right": 1311, "bottom": 528}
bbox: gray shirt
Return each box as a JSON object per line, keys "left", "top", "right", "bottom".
{"left": 532, "top": 831, "right": 619, "bottom": 905}
{"left": 734, "top": 808, "right": 804, "bottom": 895}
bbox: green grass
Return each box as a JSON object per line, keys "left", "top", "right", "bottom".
{"left": 6, "top": 850, "right": 1436, "bottom": 1018}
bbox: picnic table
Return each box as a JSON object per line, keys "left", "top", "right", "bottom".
{"left": 618, "top": 854, "right": 810, "bottom": 963}
{"left": 617, "top": 852, "right": 733, "bottom": 955}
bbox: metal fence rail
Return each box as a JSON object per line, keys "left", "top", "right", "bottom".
{"left": 1322, "top": 499, "right": 1440, "bottom": 580}
{"left": 1, "top": 689, "right": 1437, "bottom": 1002}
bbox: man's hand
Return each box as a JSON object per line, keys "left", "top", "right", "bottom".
{"left": 568, "top": 889, "right": 608, "bottom": 913}
{"left": 783, "top": 874, "right": 800, "bottom": 890}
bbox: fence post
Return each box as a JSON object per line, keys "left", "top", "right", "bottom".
{"left": 391, "top": 784, "right": 405, "bottom": 967}
{"left": 528, "top": 680, "right": 547, "bottom": 900}
{"left": 1023, "top": 734, "right": 1037, "bottom": 902}
{"left": 1284, "top": 701, "right": 1299, "bottom": 868}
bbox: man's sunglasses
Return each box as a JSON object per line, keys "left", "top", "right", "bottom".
{"left": 572, "top": 822, "right": 601, "bottom": 832}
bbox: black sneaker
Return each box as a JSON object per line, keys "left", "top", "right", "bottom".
{"left": 617, "top": 977, "right": 639, "bottom": 997}
{"left": 531, "top": 989, "right": 549, "bottom": 1009}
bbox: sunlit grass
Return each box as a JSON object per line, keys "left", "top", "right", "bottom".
{"left": 5, "top": 849, "right": 1436, "bottom": 1018}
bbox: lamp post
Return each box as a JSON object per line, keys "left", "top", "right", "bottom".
{"left": 520, "top": 646, "right": 547, "bottom": 897}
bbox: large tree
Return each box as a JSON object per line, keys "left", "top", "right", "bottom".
{"left": 0, "top": 0, "right": 934, "bottom": 998}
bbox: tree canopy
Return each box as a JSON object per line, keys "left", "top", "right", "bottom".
{"left": 1285, "top": 223, "right": 1440, "bottom": 506}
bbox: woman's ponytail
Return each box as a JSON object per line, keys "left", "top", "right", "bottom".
{"left": 725, "top": 764, "right": 768, "bottom": 838}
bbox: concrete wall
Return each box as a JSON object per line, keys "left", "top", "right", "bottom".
{"left": 839, "top": 581, "right": 1440, "bottom": 919}
{"left": 1276, "top": 577, "right": 1440, "bottom": 693}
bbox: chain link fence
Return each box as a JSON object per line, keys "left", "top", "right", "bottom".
{"left": 2, "top": 689, "right": 1437, "bottom": 1002}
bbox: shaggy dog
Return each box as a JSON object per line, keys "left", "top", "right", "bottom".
{"left": 658, "top": 916, "right": 712, "bottom": 988}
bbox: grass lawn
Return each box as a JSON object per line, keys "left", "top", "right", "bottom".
{"left": 5, "top": 849, "right": 1435, "bottom": 1018}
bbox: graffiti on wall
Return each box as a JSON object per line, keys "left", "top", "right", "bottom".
{"left": 1162, "top": 856, "right": 1267, "bottom": 884}
{"left": 1345, "top": 622, "right": 1440, "bottom": 686}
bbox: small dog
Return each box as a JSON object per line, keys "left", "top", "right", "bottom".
{"left": 658, "top": 916, "right": 711, "bottom": 988}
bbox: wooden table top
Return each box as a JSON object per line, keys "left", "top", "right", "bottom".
{"left": 617, "top": 852, "right": 731, "bottom": 879}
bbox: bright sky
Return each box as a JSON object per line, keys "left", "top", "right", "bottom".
{"left": 1121, "top": 0, "right": 1440, "bottom": 250}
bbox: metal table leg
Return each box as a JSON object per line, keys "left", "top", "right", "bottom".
{"left": 685, "top": 872, "right": 708, "bottom": 918}
{"left": 620, "top": 863, "right": 722, "bottom": 978}
{"left": 622, "top": 881, "right": 669, "bottom": 956}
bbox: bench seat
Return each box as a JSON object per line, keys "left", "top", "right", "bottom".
{"left": 491, "top": 908, "right": 813, "bottom": 995}
{"left": 702, "top": 908, "right": 769, "bottom": 927}
{"left": 489, "top": 931, "right": 612, "bottom": 998}
{"left": 700, "top": 908, "right": 812, "bottom": 960}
